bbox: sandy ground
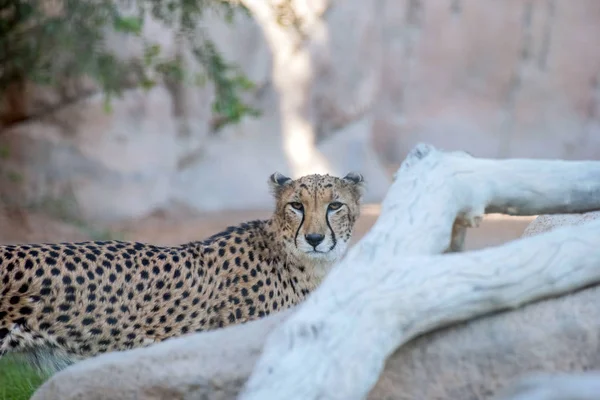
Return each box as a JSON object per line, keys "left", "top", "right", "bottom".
{"left": 0, "top": 204, "right": 535, "bottom": 251}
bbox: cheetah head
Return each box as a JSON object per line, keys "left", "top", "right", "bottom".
{"left": 269, "top": 171, "right": 365, "bottom": 268}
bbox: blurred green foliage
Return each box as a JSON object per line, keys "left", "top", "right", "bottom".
{"left": 0, "top": 0, "right": 260, "bottom": 131}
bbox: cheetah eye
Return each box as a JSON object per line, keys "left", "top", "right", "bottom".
{"left": 289, "top": 202, "right": 304, "bottom": 211}
{"left": 328, "top": 202, "right": 343, "bottom": 211}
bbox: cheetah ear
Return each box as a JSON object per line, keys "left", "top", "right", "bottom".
{"left": 269, "top": 172, "right": 292, "bottom": 193}
{"left": 343, "top": 171, "right": 366, "bottom": 198}
{"left": 343, "top": 172, "right": 364, "bottom": 185}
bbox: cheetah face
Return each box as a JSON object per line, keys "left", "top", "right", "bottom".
{"left": 269, "top": 171, "right": 365, "bottom": 265}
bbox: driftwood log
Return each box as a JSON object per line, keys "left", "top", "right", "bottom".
{"left": 32, "top": 144, "right": 600, "bottom": 400}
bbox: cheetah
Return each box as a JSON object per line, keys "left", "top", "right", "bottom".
{"left": 0, "top": 172, "right": 365, "bottom": 372}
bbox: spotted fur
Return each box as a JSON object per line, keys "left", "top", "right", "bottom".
{"left": 0, "top": 172, "right": 364, "bottom": 372}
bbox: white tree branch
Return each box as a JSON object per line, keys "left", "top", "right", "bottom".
{"left": 239, "top": 144, "right": 600, "bottom": 400}
{"left": 32, "top": 144, "right": 600, "bottom": 400}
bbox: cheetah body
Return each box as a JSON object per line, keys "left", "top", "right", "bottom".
{"left": 0, "top": 172, "right": 364, "bottom": 371}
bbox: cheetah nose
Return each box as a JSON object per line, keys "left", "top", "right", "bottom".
{"left": 305, "top": 233, "right": 325, "bottom": 247}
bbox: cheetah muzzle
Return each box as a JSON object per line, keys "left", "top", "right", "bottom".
{"left": 0, "top": 172, "right": 365, "bottom": 373}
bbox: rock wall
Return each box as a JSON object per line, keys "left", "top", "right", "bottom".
{"left": 372, "top": 0, "right": 600, "bottom": 163}
{"left": 1, "top": 0, "right": 600, "bottom": 222}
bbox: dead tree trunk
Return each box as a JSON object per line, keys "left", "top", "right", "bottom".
{"left": 32, "top": 144, "right": 600, "bottom": 400}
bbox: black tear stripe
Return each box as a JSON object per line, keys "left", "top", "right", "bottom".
{"left": 325, "top": 212, "right": 337, "bottom": 251}
{"left": 294, "top": 212, "right": 305, "bottom": 248}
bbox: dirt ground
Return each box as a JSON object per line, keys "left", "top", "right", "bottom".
{"left": 0, "top": 204, "right": 535, "bottom": 251}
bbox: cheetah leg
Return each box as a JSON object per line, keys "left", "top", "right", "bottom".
{"left": 0, "top": 347, "right": 73, "bottom": 376}
{"left": 19, "top": 347, "right": 77, "bottom": 375}
{"left": 0, "top": 323, "right": 76, "bottom": 375}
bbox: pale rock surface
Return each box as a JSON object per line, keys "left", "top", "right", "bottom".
{"left": 372, "top": 0, "right": 600, "bottom": 162}
{"left": 367, "top": 285, "right": 600, "bottom": 400}
{"left": 0, "top": 87, "right": 178, "bottom": 221}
